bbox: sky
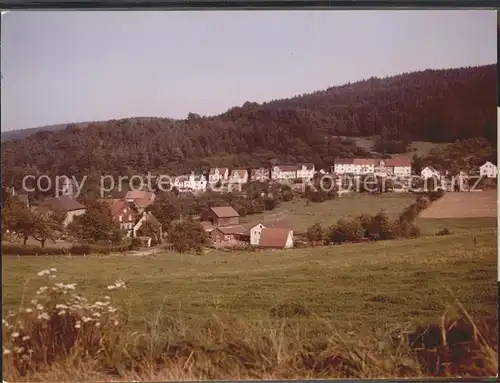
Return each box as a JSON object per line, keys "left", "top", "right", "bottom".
{"left": 0, "top": 10, "right": 497, "bottom": 132}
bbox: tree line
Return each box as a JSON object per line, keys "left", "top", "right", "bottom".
{"left": 2, "top": 65, "right": 496, "bottom": 192}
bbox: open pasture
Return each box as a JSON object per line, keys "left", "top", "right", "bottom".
{"left": 241, "top": 192, "right": 416, "bottom": 232}
{"left": 419, "top": 190, "right": 497, "bottom": 219}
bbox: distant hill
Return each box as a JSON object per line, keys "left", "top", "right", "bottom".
{"left": 1, "top": 64, "right": 496, "bottom": 189}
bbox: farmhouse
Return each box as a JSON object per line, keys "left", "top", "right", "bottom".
{"left": 201, "top": 206, "right": 240, "bottom": 227}
{"left": 102, "top": 199, "right": 136, "bottom": 235}
{"left": 479, "top": 161, "right": 497, "bottom": 178}
{"left": 258, "top": 227, "right": 294, "bottom": 249}
{"left": 251, "top": 168, "right": 270, "bottom": 182}
{"left": 210, "top": 225, "right": 248, "bottom": 246}
{"left": 421, "top": 166, "right": 440, "bottom": 179}
{"left": 37, "top": 196, "right": 86, "bottom": 227}
{"left": 229, "top": 169, "right": 249, "bottom": 184}
{"left": 248, "top": 220, "right": 293, "bottom": 246}
{"left": 271, "top": 165, "right": 297, "bottom": 181}
{"left": 132, "top": 198, "right": 154, "bottom": 214}
{"left": 208, "top": 167, "right": 229, "bottom": 184}
{"left": 133, "top": 211, "right": 163, "bottom": 242}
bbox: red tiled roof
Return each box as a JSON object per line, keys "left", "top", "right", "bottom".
{"left": 231, "top": 169, "right": 248, "bottom": 178}
{"left": 210, "top": 167, "right": 228, "bottom": 174}
{"left": 125, "top": 191, "right": 155, "bottom": 200}
{"left": 41, "top": 196, "right": 86, "bottom": 212}
{"left": 385, "top": 158, "right": 412, "bottom": 167}
{"left": 258, "top": 228, "right": 292, "bottom": 248}
{"left": 210, "top": 206, "right": 240, "bottom": 218}
{"left": 134, "top": 198, "right": 154, "bottom": 209}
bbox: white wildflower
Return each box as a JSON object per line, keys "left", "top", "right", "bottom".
{"left": 55, "top": 283, "right": 64, "bottom": 289}
{"left": 104, "top": 296, "right": 111, "bottom": 300}
{"left": 21, "top": 354, "right": 30, "bottom": 361}
{"left": 107, "top": 285, "right": 116, "bottom": 290}
{"left": 49, "top": 275, "right": 56, "bottom": 279}
{"left": 75, "top": 323, "right": 81, "bottom": 329}
{"left": 58, "top": 310, "right": 67, "bottom": 316}
{"left": 2, "top": 319, "right": 7, "bottom": 325}
{"left": 11, "top": 332, "right": 19, "bottom": 338}
{"left": 64, "top": 284, "right": 76, "bottom": 290}
{"left": 3, "top": 348, "right": 11, "bottom": 355}
{"left": 95, "top": 322, "right": 101, "bottom": 327}
{"left": 50, "top": 268, "right": 57, "bottom": 272}
{"left": 36, "top": 304, "right": 44, "bottom": 310}
{"left": 113, "top": 320, "right": 119, "bottom": 326}
{"left": 25, "top": 308, "right": 33, "bottom": 313}
{"left": 30, "top": 299, "right": 38, "bottom": 305}
{"left": 82, "top": 317, "right": 92, "bottom": 323}
{"left": 37, "top": 269, "right": 50, "bottom": 276}
{"left": 55, "top": 304, "right": 68, "bottom": 309}
{"left": 15, "top": 346, "right": 25, "bottom": 354}
{"left": 22, "top": 336, "right": 30, "bottom": 341}
{"left": 38, "top": 313, "right": 50, "bottom": 320}
{"left": 92, "top": 313, "right": 101, "bottom": 318}
{"left": 108, "top": 307, "right": 117, "bottom": 313}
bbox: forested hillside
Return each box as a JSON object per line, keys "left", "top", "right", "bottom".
{"left": 1, "top": 64, "right": 496, "bottom": 187}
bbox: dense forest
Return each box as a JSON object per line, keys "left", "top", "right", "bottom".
{"left": 1, "top": 64, "right": 496, "bottom": 189}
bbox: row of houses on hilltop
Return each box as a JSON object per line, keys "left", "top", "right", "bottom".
{"left": 173, "top": 164, "right": 316, "bottom": 192}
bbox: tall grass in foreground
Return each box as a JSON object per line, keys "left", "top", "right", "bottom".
{"left": 2, "top": 269, "right": 497, "bottom": 381}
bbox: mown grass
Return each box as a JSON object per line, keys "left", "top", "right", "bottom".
{"left": 3, "top": 192, "right": 498, "bottom": 381}
{"left": 241, "top": 193, "right": 416, "bottom": 232}
{"left": 3, "top": 221, "right": 497, "bottom": 380}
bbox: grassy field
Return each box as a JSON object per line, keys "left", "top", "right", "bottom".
{"left": 241, "top": 192, "right": 416, "bottom": 232}
{"left": 2, "top": 192, "right": 497, "bottom": 380}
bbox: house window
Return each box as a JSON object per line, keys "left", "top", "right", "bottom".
{"left": 119, "top": 215, "right": 122, "bottom": 222}
{"left": 129, "top": 215, "right": 132, "bottom": 221}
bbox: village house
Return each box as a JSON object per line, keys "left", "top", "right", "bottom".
{"left": 248, "top": 220, "right": 293, "bottom": 246}
{"left": 186, "top": 172, "right": 207, "bottom": 192}
{"left": 125, "top": 190, "right": 155, "bottom": 204}
{"left": 271, "top": 165, "right": 297, "bottom": 181}
{"left": 208, "top": 167, "right": 229, "bottom": 184}
{"left": 201, "top": 206, "right": 240, "bottom": 227}
{"left": 133, "top": 211, "right": 163, "bottom": 242}
{"left": 37, "top": 196, "right": 87, "bottom": 227}
{"left": 251, "top": 167, "right": 270, "bottom": 182}
{"left": 334, "top": 159, "right": 375, "bottom": 175}
{"left": 385, "top": 158, "right": 412, "bottom": 177}
{"left": 420, "top": 166, "right": 441, "bottom": 180}
{"left": 296, "top": 163, "right": 315, "bottom": 181}
{"left": 172, "top": 175, "right": 189, "bottom": 191}
{"left": 229, "top": 169, "right": 249, "bottom": 184}
{"left": 479, "top": 161, "right": 497, "bottom": 178}
{"left": 258, "top": 227, "right": 294, "bottom": 249}
{"left": 102, "top": 199, "right": 136, "bottom": 236}
{"left": 334, "top": 158, "right": 412, "bottom": 177}
{"left": 210, "top": 224, "right": 248, "bottom": 247}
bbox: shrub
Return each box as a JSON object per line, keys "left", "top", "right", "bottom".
{"left": 436, "top": 228, "right": 452, "bottom": 236}
{"left": 330, "top": 218, "right": 364, "bottom": 242}
{"left": 2, "top": 268, "right": 125, "bottom": 377}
